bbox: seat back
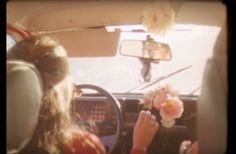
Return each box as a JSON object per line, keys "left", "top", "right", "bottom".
{"left": 7, "top": 61, "right": 43, "bottom": 154}
{"left": 197, "top": 25, "right": 227, "bottom": 154}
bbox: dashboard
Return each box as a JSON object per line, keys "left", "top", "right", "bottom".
{"left": 72, "top": 94, "right": 196, "bottom": 132}
{"left": 71, "top": 94, "right": 197, "bottom": 154}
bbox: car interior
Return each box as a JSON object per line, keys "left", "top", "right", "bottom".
{"left": 7, "top": 1, "right": 228, "bottom": 154}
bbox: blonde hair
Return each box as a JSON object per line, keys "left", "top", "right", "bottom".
{"left": 8, "top": 36, "right": 73, "bottom": 153}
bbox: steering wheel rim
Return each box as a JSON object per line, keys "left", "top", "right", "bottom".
{"left": 73, "top": 84, "right": 123, "bottom": 154}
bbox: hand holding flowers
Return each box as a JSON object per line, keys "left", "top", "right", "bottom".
{"left": 141, "top": 84, "right": 184, "bottom": 128}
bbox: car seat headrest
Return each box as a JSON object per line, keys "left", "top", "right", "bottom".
{"left": 197, "top": 25, "right": 227, "bottom": 154}
{"left": 7, "top": 60, "right": 42, "bottom": 154}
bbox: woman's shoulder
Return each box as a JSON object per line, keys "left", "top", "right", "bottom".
{"left": 65, "top": 128, "right": 106, "bottom": 154}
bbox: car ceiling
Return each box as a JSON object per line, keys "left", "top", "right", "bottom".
{"left": 7, "top": 1, "right": 226, "bottom": 57}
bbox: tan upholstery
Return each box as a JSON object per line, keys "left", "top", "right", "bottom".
{"left": 197, "top": 25, "right": 227, "bottom": 154}
{"left": 7, "top": 61, "right": 42, "bottom": 154}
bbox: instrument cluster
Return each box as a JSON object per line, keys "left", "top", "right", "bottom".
{"left": 72, "top": 99, "right": 117, "bottom": 135}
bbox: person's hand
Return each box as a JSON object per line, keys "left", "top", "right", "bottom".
{"left": 188, "top": 141, "right": 198, "bottom": 154}
{"left": 179, "top": 140, "right": 198, "bottom": 154}
{"left": 132, "top": 110, "right": 159, "bottom": 152}
{"left": 179, "top": 140, "right": 192, "bottom": 154}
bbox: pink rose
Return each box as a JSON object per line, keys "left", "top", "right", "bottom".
{"left": 153, "top": 89, "right": 168, "bottom": 110}
{"left": 159, "top": 97, "right": 184, "bottom": 120}
{"left": 142, "top": 97, "right": 153, "bottom": 109}
{"left": 162, "top": 84, "right": 179, "bottom": 97}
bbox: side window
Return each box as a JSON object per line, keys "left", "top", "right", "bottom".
{"left": 7, "top": 34, "right": 16, "bottom": 51}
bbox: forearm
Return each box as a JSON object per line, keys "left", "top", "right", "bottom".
{"left": 130, "top": 148, "right": 146, "bottom": 154}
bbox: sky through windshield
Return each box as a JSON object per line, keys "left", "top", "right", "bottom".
{"left": 69, "top": 24, "right": 221, "bottom": 95}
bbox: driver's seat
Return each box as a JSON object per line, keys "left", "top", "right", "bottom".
{"left": 7, "top": 60, "right": 43, "bottom": 154}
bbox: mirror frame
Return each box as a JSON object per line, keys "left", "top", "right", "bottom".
{"left": 119, "top": 39, "right": 172, "bottom": 61}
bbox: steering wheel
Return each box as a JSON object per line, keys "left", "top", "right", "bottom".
{"left": 72, "top": 84, "right": 123, "bottom": 154}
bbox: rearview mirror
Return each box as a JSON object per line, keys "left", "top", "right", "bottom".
{"left": 119, "top": 40, "right": 172, "bottom": 60}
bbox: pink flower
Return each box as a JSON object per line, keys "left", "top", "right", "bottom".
{"left": 140, "top": 84, "right": 183, "bottom": 128}
{"left": 153, "top": 88, "right": 168, "bottom": 110}
{"left": 143, "top": 98, "right": 152, "bottom": 104}
{"left": 162, "top": 84, "right": 179, "bottom": 97}
{"left": 142, "top": 97, "right": 153, "bottom": 109}
{"left": 159, "top": 97, "right": 184, "bottom": 120}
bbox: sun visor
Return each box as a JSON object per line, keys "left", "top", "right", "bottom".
{"left": 40, "top": 28, "right": 121, "bottom": 57}
{"left": 176, "top": 2, "right": 226, "bottom": 27}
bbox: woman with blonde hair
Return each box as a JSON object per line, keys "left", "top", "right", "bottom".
{"left": 7, "top": 36, "right": 159, "bottom": 154}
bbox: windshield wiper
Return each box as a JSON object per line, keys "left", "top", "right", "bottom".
{"left": 188, "top": 86, "right": 201, "bottom": 96}
{"left": 127, "top": 65, "right": 192, "bottom": 92}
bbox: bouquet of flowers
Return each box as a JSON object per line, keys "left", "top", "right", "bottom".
{"left": 140, "top": 84, "right": 184, "bottom": 128}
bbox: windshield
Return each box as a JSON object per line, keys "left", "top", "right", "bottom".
{"left": 69, "top": 24, "right": 221, "bottom": 95}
